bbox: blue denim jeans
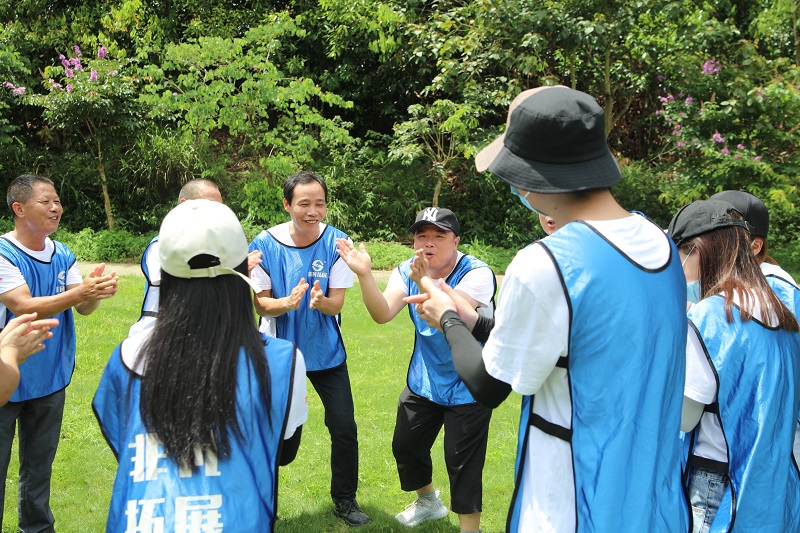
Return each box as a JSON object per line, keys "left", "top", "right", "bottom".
{"left": 687, "top": 465, "right": 729, "bottom": 533}
{"left": 306, "top": 362, "right": 359, "bottom": 501}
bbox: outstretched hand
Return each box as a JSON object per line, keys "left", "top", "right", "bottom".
{"left": 285, "top": 278, "right": 310, "bottom": 311}
{"left": 80, "top": 263, "right": 119, "bottom": 301}
{"left": 409, "top": 249, "right": 430, "bottom": 285}
{"left": 0, "top": 313, "right": 59, "bottom": 367}
{"left": 336, "top": 238, "right": 372, "bottom": 276}
{"left": 404, "top": 277, "right": 480, "bottom": 331}
{"left": 309, "top": 280, "right": 324, "bottom": 310}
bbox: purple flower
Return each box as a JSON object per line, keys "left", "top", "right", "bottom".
{"left": 657, "top": 74, "right": 665, "bottom": 82}
{"left": 59, "top": 54, "right": 65, "bottom": 60}
{"left": 660, "top": 96, "right": 669, "bottom": 104}
{"left": 53, "top": 83, "right": 62, "bottom": 90}
{"left": 98, "top": 46, "right": 106, "bottom": 59}
{"left": 721, "top": 147, "right": 729, "bottom": 154}
{"left": 737, "top": 143, "right": 745, "bottom": 150}
{"left": 685, "top": 97, "right": 693, "bottom": 104}
{"left": 734, "top": 154, "right": 741, "bottom": 160}
{"left": 66, "top": 84, "right": 73, "bottom": 93}
{"left": 12, "top": 86, "right": 25, "bottom": 95}
{"left": 4, "top": 82, "right": 13, "bottom": 89}
{"left": 667, "top": 94, "right": 674, "bottom": 101}
{"left": 671, "top": 125, "right": 681, "bottom": 135}
{"left": 677, "top": 141, "right": 685, "bottom": 147}
{"left": 73, "top": 45, "right": 82, "bottom": 57}
{"left": 61, "top": 59, "right": 70, "bottom": 68}
{"left": 712, "top": 132, "right": 724, "bottom": 143}
{"left": 702, "top": 59, "right": 721, "bottom": 75}
{"left": 755, "top": 156, "right": 762, "bottom": 162}
{"left": 65, "top": 68, "right": 74, "bottom": 78}
{"left": 69, "top": 57, "right": 82, "bottom": 71}
{"left": 655, "top": 109, "right": 662, "bottom": 115}
{"left": 90, "top": 70, "right": 98, "bottom": 82}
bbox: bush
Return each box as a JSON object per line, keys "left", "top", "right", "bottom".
{"left": 362, "top": 241, "right": 414, "bottom": 271}
{"left": 460, "top": 239, "right": 517, "bottom": 274}
{"left": 54, "top": 228, "right": 153, "bottom": 263}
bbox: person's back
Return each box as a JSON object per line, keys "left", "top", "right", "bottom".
{"left": 95, "top": 332, "right": 298, "bottom": 531}
{"left": 496, "top": 213, "right": 688, "bottom": 532}
{"left": 94, "top": 200, "right": 307, "bottom": 532}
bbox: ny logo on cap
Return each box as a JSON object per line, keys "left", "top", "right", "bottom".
{"left": 421, "top": 208, "right": 439, "bottom": 222}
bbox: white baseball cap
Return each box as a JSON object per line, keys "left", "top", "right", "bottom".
{"left": 158, "top": 199, "right": 260, "bottom": 291}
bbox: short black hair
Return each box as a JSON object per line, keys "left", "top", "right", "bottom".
{"left": 7, "top": 174, "right": 55, "bottom": 217}
{"left": 283, "top": 171, "right": 328, "bottom": 204}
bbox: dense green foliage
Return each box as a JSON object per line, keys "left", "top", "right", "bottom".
{"left": 2, "top": 0, "right": 800, "bottom": 253}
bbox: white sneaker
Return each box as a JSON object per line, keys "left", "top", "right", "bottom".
{"left": 395, "top": 490, "right": 449, "bottom": 526}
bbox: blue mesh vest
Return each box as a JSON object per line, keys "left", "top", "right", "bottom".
{"left": 250, "top": 225, "right": 347, "bottom": 371}
{"left": 508, "top": 221, "right": 688, "bottom": 532}
{"left": 687, "top": 296, "right": 800, "bottom": 532}
{"left": 93, "top": 335, "right": 297, "bottom": 532}
{"left": 0, "top": 237, "right": 76, "bottom": 401}
{"left": 398, "top": 254, "right": 495, "bottom": 406}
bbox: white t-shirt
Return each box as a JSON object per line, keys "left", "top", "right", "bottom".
{"left": 385, "top": 251, "right": 495, "bottom": 313}
{"left": 481, "top": 214, "right": 677, "bottom": 533}
{"left": 761, "top": 261, "right": 797, "bottom": 286}
{"left": 251, "top": 222, "right": 354, "bottom": 292}
{"left": 0, "top": 234, "right": 82, "bottom": 322}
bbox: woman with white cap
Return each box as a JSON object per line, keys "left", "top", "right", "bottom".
{"left": 669, "top": 198, "right": 800, "bottom": 533}
{"left": 93, "top": 199, "right": 307, "bottom": 532}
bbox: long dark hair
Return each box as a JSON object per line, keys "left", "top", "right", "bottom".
{"left": 136, "top": 260, "right": 271, "bottom": 470}
{"left": 681, "top": 221, "right": 799, "bottom": 331}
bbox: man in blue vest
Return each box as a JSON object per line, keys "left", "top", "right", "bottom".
{"left": 405, "top": 86, "right": 689, "bottom": 532}
{"left": 336, "top": 207, "right": 496, "bottom": 533}
{"left": 0, "top": 174, "right": 119, "bottom": 532}
{"left": 129, "top": 179, "right": 261, "bottom": 337}
{"left": 249, "top": 171, "right": 369, "bottom": 527}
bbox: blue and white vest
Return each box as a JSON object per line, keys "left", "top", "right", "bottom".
{"left": 399, "top": 254, "right": 495, "bottom": 406}
{"left": 508, "top": 221, "right": 688, "bottom": 532}
{"left": 0, "top": 237, "right": 76, "bottom": 401}
{"left": 686, "top": 296, "right": 800, "bottom": 532}
{"left": 93, "top": 335, "right": 297, "bottom": 533}
{"left": 138, "top": 236, "right": 160, "bottom": 321}
{"left": 249, "top": 225, "right": 347, "bottom": 371}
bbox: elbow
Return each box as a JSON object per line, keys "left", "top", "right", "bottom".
{"left": 279, "top": 425, "right": 302, "bottom": 466}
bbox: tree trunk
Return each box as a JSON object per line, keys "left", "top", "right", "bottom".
{"left": 794, "top": 1, "right": 799, "bottom": 67}
{"left": 604, "top": 42, "right": 614, "bottom": 137}
{"left": 96, "top": 139, "right": 115, "bottom": 231}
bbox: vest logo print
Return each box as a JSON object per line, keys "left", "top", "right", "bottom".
{"left": 56, "top": 271, "right": 66, "bottom": 294}
{"left": 421, "top": 208, "right": 439, "bottom": 222}
{"left": 308, "top": 259, "right": 328, "bottom": 279}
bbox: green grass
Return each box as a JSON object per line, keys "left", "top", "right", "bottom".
{"left": 2, "top": 277, "right": 520, "bottom": 532}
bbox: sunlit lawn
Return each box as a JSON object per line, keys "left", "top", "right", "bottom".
{"left": 1, "top": 276, "right": 519, "bottom": 532}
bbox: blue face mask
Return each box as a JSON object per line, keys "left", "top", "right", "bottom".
{"left": 511, "top": 185, "right": 547, "bottom": 215}
{"left": 686, "top": 279, "right": 702, "bottom": 304}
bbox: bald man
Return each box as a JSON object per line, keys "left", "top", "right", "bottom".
{"left": 129, "top": 180, "right": 259, "bottom": 336}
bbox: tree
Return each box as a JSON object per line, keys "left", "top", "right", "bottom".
{"left": 22, "top": 44, "right": 142, "bottom": 230}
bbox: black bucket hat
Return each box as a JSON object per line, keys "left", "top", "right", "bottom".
{"left": 668, "top": 199, "right": 752, "bottom": 247}
{"left": 708, "top": 190, "right": 769, "bottom": 238}
{"left": 475, "top": 86, "right": 621, "bottom": 194}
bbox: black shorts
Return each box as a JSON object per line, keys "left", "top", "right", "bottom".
{"left": 392, "top": 387, "right": 492, "bottom": 514}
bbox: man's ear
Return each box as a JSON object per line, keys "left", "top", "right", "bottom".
{"left": 283, "top": 198, "right": 291, "bottom": 212}
{"left": 11, "top": 202, "right": 24, "bottom": 218}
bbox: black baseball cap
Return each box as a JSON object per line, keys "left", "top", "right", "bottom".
{"left": 708, "top": 190, "right": 769, "bottom": 238}
{"left": 408, "top": 207, "right": 460, "bottom": 236}
{"left": 668, "top": 199, "right": 751, "bottom": 247}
